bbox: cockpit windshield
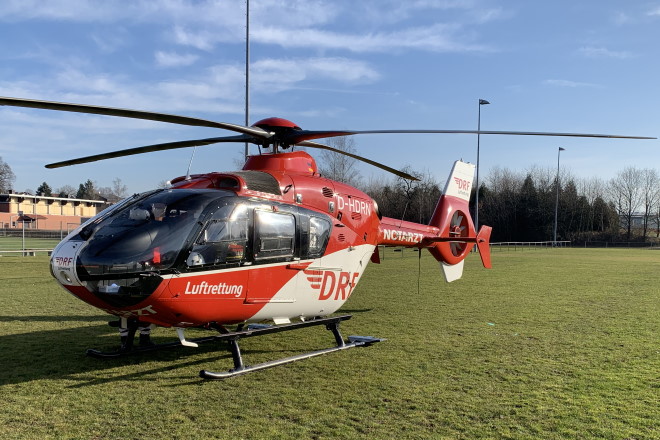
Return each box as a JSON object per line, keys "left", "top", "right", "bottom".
{"left": 77, "top": 189, "right": 228, "bottom": 278}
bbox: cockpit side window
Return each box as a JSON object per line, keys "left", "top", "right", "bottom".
{"left": 308, "top": 216, "right": 331, "bottom": 258}
{"left": 187, "top": 204, "right": 249, "bottom": 268}
{"left": 253, "top": 210, "right": 295, "bottom": 261}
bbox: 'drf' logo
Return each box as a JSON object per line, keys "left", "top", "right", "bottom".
{"left": 304, "top": 269, "right": 359, "bottom": 301}
{"left": 453, "top": 177, "right": 471, "bottom": 191}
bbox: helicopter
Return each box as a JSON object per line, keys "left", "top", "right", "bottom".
{"left": 0, "top": 96, "right": 654, "bottom": 379}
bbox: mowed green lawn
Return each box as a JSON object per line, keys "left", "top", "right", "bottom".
{"left": 0, "top": 248, "right": 658, "bottom": 439}
{"left": 0, "top": 236, "right": 62, "bottom": 251}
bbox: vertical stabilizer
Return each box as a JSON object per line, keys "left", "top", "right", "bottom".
{"left": 441, "top": 160, "right": 476, "bottom": 202}
{"left": 427, "top": 160, "right": 485, "bottom": 282}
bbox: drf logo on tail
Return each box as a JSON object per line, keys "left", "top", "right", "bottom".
{"left": 453, "top": 177, "right": 471, "bottom": 198}
{"left": 454, "top": 177, "right": 471, "bottom": 191}
{"left": 304, "top": 269, "right": 359, "bottom": 300}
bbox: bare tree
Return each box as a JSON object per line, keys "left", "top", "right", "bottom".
{"left": 98, "top": 178, "right": 129, "bottom": 203}
{"left": 609, "top": 167, "right": 642, "bottom": 240}
{"left": 113, "top": 178, "right": 128, "bottom": 198}
{"left": 0, "top": 157, "right": 16, "bottom": 193}
{"left": 317, "top": 136, "right": 362, "bottom": 187}
{"left": 639, "top": 168, "right": 660, "bottom": 239}
{"left": 56, "top": 185, "right": 77, "bottom": 198}
{"left": 480, "top": 167, "right": 523, "bottom": 241}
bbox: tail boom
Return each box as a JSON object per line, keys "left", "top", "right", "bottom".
{"left": 376, "top": 216, "right": 492, "bottom": 269}
{"left": 376, "top": 160, "right": 492, "bottom": 283}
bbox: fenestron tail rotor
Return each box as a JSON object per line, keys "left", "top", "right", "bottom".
{"left": 448, "top": 211, "right": 468, "bottom": 256}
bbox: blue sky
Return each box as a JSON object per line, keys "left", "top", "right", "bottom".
{"left": 0, "top": 0, "right": 658, "bottom": 194}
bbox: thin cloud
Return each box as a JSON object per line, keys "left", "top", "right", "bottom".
{"left": 2, "top": 0, "right": 496, "bottom": 55}
{"left": 612, "top": 11, "right": 633, "bottom": 25}
{"left": 647, "top": 7, "right": 660, "bottom": 16}
{"left": 0, "top": 0, "right": 332, "bottom": 26}
{"left": 578, "top": 46, "right": 633, "bottom": 59}
{"left": 173, "top": 26, "right": 231, "bottom": 52}
{"left": 0, "top": 0, "right": 241, "bottom": 24}
{"left": 543, "top": 79, "right": 599, "bottom": 88}
{"left": 251, "top": 57, "right": 380, "bottom": 93}
{"left": 155, "top": 51, "right": 199, "bottom": 68}
{"left": 91, "top": 30, "right": 129, "bottom": 53}
{"left": 173, "top": 24, "right": 486, "bottom": 54}
{"left": 1, "top": 55, "right": 380, "bottom": 116}
{"left": 207, "top": 23, "right": 490, "bottom": 54}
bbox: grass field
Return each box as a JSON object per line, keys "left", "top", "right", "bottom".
{"left": 0, "top": 236, "right": 62, "bottom": 252}
{"left": 0, "top": 248, "right": 658, "bottom": 439}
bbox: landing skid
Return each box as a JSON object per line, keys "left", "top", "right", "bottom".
{"left": 86, "top": 315, "right": 384, "bottom": 378}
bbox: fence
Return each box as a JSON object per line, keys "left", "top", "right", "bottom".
{"left": 578, "top": 241, "right": 660, "bottom": 248}
{"left": 0, "top": 228, "right": 65, "bottom": 256}
{"left": 490, "top": 241, "right": 571, "bottom": 251}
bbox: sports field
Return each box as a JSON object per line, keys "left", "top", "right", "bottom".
{"left": 0, "top": 248, "right": 658, "bottom": 439}
{"left": 0, "top": 236, "right": 62, "bottom": 254}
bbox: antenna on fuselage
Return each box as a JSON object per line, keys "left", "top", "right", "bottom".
{"left": 185, "top": 147, "right": 197, "bottom": 180}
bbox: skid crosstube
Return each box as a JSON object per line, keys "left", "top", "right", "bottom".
{"left": 86, "top": 315, "right": 384, "bottom": 378}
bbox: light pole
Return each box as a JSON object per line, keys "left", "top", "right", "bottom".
{"left": 244, "top": 0, "right": 250, "bottom": 162}
{"left": 475, "top": 99, "right": 490, "bottom": 231}
{"left": 553, "top": 147, "right": 565, "bottom": 245}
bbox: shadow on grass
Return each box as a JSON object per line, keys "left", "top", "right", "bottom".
{"left": 0, "top": 320, "right": 354, "bottom": 387}
{"left": 0, "top": 324, "right": 227, "bottom": 386}
{"left": 0, "top": 315, "right": 109, "bottom": 322}
{"left": 336, "top": 308, "right": 373, "bottom": 314}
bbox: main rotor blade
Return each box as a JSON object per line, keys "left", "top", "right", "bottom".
{"left": 298, "top": 140, "right": 419, "bottom": 181}
{"left": 0, "top": 96, "right": 271, "bottom": 139}
{"left": 45, "top": 135, "right": 254, "bottom": 169}
{"left": 287, "top": 129, "right": 656, "bottom": 144}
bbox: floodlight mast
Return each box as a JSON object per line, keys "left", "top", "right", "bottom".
{"left": 475, "top": 98, "right": 490, "bottom": 232}
{"left": 244, "top": 0, "right": 250, "bottom": 161}
{"left": 553, "top": 147, "right": 565, "bottom": 245}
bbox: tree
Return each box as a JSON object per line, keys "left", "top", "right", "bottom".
{"left": 608, "top": 167, "right": 642, "bottom": 240}
{"left": 362, "top": 167, "right": 440, "bottom": 224}
{"left": 112, "top": 178, "right": 128, "bottom": 198}
{"left": 477, "top": 166, "right": 622, "bottom": 242}
{"left": 517, "top": 174, "right": 539, "bottom": 241}
{"left": 36, "top": 182, "right": 53, "bottom": 197}
{"left": 57, "top": 185, "right": 76, "bottom": 198}
{"left": 479, "top": 167, "right": 522, "bottom": 241}
{"left": 76, "top": 179, "right": 98, "bottom": 200}
{"left": 0, "top": 156, "right": 16, "bottom": 193}
{"left": 639, "top": 168, "right": 659, "bottom": 239}
{"left": 98, "top": 178, "right": 129, "bottom": 203}
{"left": 317, "top": 136, "right": 362, "bottom": 187}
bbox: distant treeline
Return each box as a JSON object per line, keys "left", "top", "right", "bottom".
{"left": 361, "top": 165, "right": 660, "bottom": 243}
{"left": 476, "top": 167, "right": 619, "bottom": 242}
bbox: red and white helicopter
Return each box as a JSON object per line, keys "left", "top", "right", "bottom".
{"left": 0, "top": 96, "right": 653, "bottom": 378}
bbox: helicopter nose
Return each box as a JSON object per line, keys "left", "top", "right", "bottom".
{"left": 50, "top": 239, "right": 85, "bottom": 287}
